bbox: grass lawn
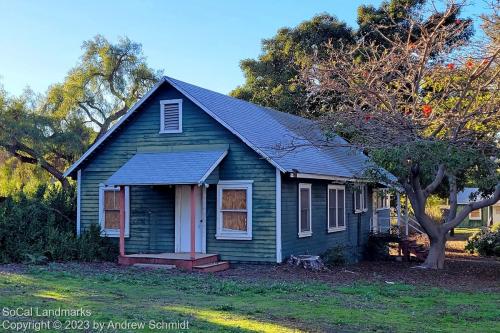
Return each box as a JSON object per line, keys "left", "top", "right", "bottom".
{"left": 0, "top": 263, "right": 499, "bottom": 333}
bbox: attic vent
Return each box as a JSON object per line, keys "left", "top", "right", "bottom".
{"left": 160, "top": 99, "right": 183, "bottom": 133}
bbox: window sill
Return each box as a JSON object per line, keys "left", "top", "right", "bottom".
{"left": 215, "top": 234, "right": 252, "bottom": 241}
{"left": 298, "top": 232, "right": 312, "bottom": 238}
{"left": 327, "top": 227, "right": 346, "bottom": 233}
{"left": 159, "top": 130, "right": 182, "bottom": 134}
{"left": 101, "top": 231, "right": 129, "bottom": 238}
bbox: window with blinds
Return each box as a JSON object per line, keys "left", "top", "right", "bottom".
{"left": 160, "top": 99, "right": 182, "bottom": 133}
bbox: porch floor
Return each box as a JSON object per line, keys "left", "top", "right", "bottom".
{"left": 118, "top": 252, "right": 224, "bottom": 271}
{"left": 124, "top": 252, "right": 217, "bottom": 260}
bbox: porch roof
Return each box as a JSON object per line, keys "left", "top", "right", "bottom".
{"left": 104, "top": 149, "right": 227, "bottom": 186}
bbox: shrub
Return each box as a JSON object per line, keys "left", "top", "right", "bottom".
{"left": 465, "top": 225, "right": 500, "bottom": 257}
{"left": 363, "top": 232, "right": 400, "bottom": 261}
{"left": 0, "top": 184, "right": 117, "bottom": 263}
{"left": 321, "top": 245, "right": 346, "bottom": 266}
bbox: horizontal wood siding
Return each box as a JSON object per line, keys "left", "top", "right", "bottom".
{"left": 79, "top": 83, "right": 276, "bottom": 262}
{"left": 281, "top": 178, "right": 372, "bottom": 262}
{"left": 457, "top": 205, "right": 489, "bottom": 228}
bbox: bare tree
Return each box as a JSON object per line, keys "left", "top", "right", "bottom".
{"left": 302, "top": 0, "right": 499, "bottom": 268}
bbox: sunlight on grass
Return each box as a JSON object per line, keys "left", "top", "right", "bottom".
{"left": 33, "top": 290, "right": 70, "bottom": 301}
{"left": 165, "top": 305, "right": 303, "bottom": 333}
{"left": 0, "top": 272, "right": 38, "bottom": 286}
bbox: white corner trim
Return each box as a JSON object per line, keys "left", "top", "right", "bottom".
{"left": 199, "top": 150, "right": 228, "bottom": 184}
{"left": 159, "top": 98, "right": 183, "bottom": 133}
{"left": 64, "top": 78, "right": 167, "bottom": 177}
{"left": 76, "top": 169, "right": 81, "bottom": 237}
{"left": 275, "top": 168, "right": 282, "bottom": 263}
{"left": 298, "top": 183, "right": 312, "bottom": 238}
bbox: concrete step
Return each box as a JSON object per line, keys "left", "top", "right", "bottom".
{"left": 132, "top": 263, "right": 176, "bottom": 270}
{"left": 193, "top": 261, "right": 230, "bottom": 273}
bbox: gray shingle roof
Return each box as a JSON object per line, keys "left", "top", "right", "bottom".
{"left": 105, "top": 150, "right": 227, "bottom": 186}
{"left": 65, "top": 76, "right": 394, "bottom": 181}
{"left": 166, "top": 76, "right": 377, "bottom": 179}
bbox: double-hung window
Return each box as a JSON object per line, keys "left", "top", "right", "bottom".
{"left": 354, "top": 185, "right": 368, "bottom": 213}
{"left": 376, "top": 190, "right": 390, "bottom": 210}
{"left": 328, "top": 185, "right": 346, "bottom": 232}
{"left": 298, "top": 183, "right": 312, "bottom": 237}
{"left": 160, "top": 99, "right": 182, "bottom": 133}
{"left": 99, "top": 185, "right": 129, "bottom": 237}
{"left": 216, "top": 181, "right": 253, "bottom": 240}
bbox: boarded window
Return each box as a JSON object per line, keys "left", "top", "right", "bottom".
{"left": 216, "top": 181, "right": 253, "bottom": 240}
{"left": 221, "top": 189, "right": 247, "bottom": 231}
{"left": 469, "top": 209, "right": 481, "bottom": 220}
{"left": 299, "top": 184, "right": 312, "bottom": 236}
{"left": 160, "top": 99, "right": 182, "bottom": 133}
{"left": 104, "top": 190, "right": 120, "bottom": 229}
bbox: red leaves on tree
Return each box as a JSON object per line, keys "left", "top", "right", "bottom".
{"left": 447, "top": 63, "right": 455, "bottom": 70}
{"left": 466, "top": 59, "right": 474, "bottom": 69}
{"left": 422, "top": 105, "right": 432, "bottom": 118}
{"left": 455, "top": 19, "right": 462, "bottom": 25}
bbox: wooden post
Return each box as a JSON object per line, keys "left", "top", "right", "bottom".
{"left": 190, "top": 185, "right": 196, "bottom": 260}
{"left": 396, "top": 192, "right": 401, "bottom": 230}
{"left": 119, "top": 186, "right": 126, "bottom": 257}
{"left": 404, "top": 195, "right": 409, "bottom": 238}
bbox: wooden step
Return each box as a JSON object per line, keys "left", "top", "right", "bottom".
{"left": 193, "top": 261, "right": 230, "bottom": 273}
{"left": 132, "top": 263, "right": 176, "bottom": 270}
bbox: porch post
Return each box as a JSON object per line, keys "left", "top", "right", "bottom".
{"left": 396, "top": 192, "right": 401, "bottom": 229}
{"left": 404, "top": 195, "right": 409, "bottom": 238}
{"left": 190, "top": 185, "right": 196, "bottom": 260}
{"left": 119, "top": 186, "right": 126, "bottom": 257}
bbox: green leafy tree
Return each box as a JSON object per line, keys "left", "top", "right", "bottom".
{"left": 0, "top": 36, "right": 161, "bottom": 188}
{"left": 231, "top": 14, "right": 353, "bottom": 116}
{"left": 231, "top": 0, "right": 462, "bottom": 116}
{"left": 302, "top": 1, "right": 499, "bottom": 269}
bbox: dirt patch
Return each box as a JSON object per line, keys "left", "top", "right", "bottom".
{"left": 1, "top": 258, "right": 498, "bottom": 293}
{"left": 217, "top": 259, "right": 500, "bottom": 292}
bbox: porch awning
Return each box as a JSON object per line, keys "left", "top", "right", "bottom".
{"left": 104, "top": 150, "right": 227, "bottom": 186}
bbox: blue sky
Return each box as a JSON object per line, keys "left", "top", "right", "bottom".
{"left": 0, "top": 0, "right": 490, "bottom": 96}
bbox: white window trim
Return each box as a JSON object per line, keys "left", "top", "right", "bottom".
{"left": 99, "top": 185, "right": 130, "bottom": 237}
{"left": 298, "top": 183, "right": 312, "bottom": 238}
{"left": 376, "top": 189, "right": 391, "bottom": 211}
{"left": 354, "top": 185, "right": 368, "bottom": 213}
{"left": 327, "top": 184, "right": 346, "bottom": 233}
{"left": 216, "top": 180, "right": 253, "bottom": 240}
{"left": 469, "top": 209, "right": 482, "bottom": 220}
{"left": 159, "top": 99, "right": 183, "bottom": 134}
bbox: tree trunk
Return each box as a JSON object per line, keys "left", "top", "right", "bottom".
{"left": 421, "top": 233, "right": 446, "bottom": 269}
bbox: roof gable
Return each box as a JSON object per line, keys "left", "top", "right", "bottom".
{"left": 64, "top": 76, "right": 381, "bottom": 180}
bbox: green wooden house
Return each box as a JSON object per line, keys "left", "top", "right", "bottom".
{"left": 457, "top": 188, "right": 500, "bottom": 228}
{"left": 64, "top": 77, "right": 393, "bottom": 271}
